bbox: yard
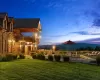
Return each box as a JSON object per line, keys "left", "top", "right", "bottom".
{"left": 0, "top": 59, "right": 100, "bottom": 80}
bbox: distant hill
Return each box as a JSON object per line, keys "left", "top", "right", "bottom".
{"left": 39, "top": 42, "right": 100, "bottom": 51}
{"left": 57, "top": 43, "right": 100, "bottom": 51}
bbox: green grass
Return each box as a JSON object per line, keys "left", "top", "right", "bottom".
{"left": 0, "top": 59, "right": 100, "bottom": 80}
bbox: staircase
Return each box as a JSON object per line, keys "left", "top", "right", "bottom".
{"left": 25, "top": 55, "right": 33, "bottom": 59}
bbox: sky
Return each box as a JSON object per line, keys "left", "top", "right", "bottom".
{"left": 1, "top": 0, "right": 100, "bottom": 45}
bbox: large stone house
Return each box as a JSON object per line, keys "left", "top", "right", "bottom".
{"left": 0, "top": 12, "right": 41, "bottom": 55}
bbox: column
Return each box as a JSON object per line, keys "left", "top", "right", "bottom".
{"left": 31, "top": 44, "right": 33, "bottom": 51}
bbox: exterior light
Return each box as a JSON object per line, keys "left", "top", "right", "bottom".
{"left": 20, "top": 45, "right": 22, "bottom": 48}
{"left": 8, "top": 40, "right": 15, "bottom": 43}
{"left": 39, "top": 35, "right": 41, "bottom": 39}
{"left": 8, "top": 40, "right": 12, "bottom": 42}
{"left": 52, "top": 45, "right": 56, "bottom": 51}
{"left": 35, "top": 44, "right": 37, "bottom": 47}
{"left": 35, "top": 33, "right": 37, "bottom": 37}
{"left": 27, "top": 42, "right": 30, "bottom": 45}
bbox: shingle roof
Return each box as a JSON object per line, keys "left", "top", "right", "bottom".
{"left": 0, "top": 12, "right": 7, "bottom": 19}
{"left": 14, "top": 18, "right": 40, "bottom": 28}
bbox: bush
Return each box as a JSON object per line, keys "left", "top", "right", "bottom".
{"left": 96, "top": 55, "right": 100, "bottom": 65}
{"left": 54, "top": 55, "right": 61, "bottom": 62}
{"left": 32, "top": 54, "right": 37, "bottom": 59}
{"left": 13, "top": 55, "right": 17, "bottom": 60}
{"left": 37, "top": 54, "right": 45, "bottom": 60}
{"left": 48, "top": 55, "right": 53, "bottom": 61}
{"left": 0, "top": 53, "right": 18, "bottom": 62}
{"left": 31, "top": 52, "right": 37, "bottom": 55}
{"left": 0, "top": 54, "right": 3, "bottom": 62}
{"left": 19, "top": 54, "right": 25, "bottom": 59}
{"left": 6, "top": 54, "right": 14, "bottom": 61}
{"left": 63, "top": 56, "right": 70, "bottom": 62}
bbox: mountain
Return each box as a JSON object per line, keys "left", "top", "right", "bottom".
{"left": 57, "top": 42, "right": 100, "bottom": 51}
{"left": 38, "top": 40, "right": 100, "bottom": 50}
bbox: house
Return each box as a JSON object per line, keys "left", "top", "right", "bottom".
{"left": 0, "top": 12, "right": 41, "bottom": 55}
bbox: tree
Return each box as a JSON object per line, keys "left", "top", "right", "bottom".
{"left": 85, "top": 46, "right": 94, "bottom": 51}
{"left": 95, "top": 46, "right": 100, "bottom": 51}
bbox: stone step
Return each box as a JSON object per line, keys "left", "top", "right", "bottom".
{"left": 25, "top": 55, "right": 33, "bottom": 59}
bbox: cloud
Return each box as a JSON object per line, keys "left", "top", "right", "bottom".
{"left": 47, "top": 1, "right": 63, "bottom": 8}
{"left": 93, "top": 19, "right": 100, "bottom": 27}
{"left": 71, "top": 31, "right": 100, "bottom": 35}
{"left": 71, "top": 31, "right": 88, "bottom": 35}
{"left": 43, "top": 34, "right": 69, "bottom": 38}
{"left": 23, "top": 0, "right": 36, "bottom": 4}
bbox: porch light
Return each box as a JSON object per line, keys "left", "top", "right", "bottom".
{"left": 35, "top": 33, "right": 37, "bottom": 37}
{"left": 39, "top": 35, "right": 41, "bottom": 39}
{"left": 35, "top": 44, "right": 37, "bottom": 47}
{"left": 20, "top": 45, "right": 22, "bottom": 48}
{"left": 8, "top": 40, "right": 15, "bottom": 43}
{"left": 27, "top": 42, "right": 30, "bottom": 45}
{"left": 8, "top": 40, "right": 12, "bottom": 42}
{"left": 52, "top": 45, "right": 56, "bottom": 51}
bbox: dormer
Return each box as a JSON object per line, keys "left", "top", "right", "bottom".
{"left": 0, "top": 12, "right": 8, "bottom": 30}
{"left": 7, "top": 17, "right": 14, "bottom": 32}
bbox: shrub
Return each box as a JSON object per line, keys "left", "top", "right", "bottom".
{"left": 0, "top": 53, "right": 18, "bottom": 62}
{"left": 96, "top": 55, "right": 100, "bottom": 65}
{"left": 54, "top": 55, "right": 61, "bottom": 62}
{"left": 32, "top": 54, "right": 37, "bottom": 59}
{"left": 6, "top": 54, "right": 14, "bottom": 61}
{"left": 19, "top": 54, "right": 25, "bottom": 59}
{"left": 0, "top": 54, "right": 3, "bottom": 62}
{"left": 13, "top": 54, "right": 17, "bottom": 60}
{"left": 48, "top": 55, "right": 53, "bottom": 61}
{"left": 37, "top": 54, "right": 45, "bottom": 60}
{"left": 1, "top": 55, "right": 8, "bottom": 61}
{"left": 31, "top": 52, "right": 37, "bottom": 55}
{"left": 1, "top": 54, "right": 13, "bottom": 61}
{"left": 63, "top": 56, "right": 70, "bottom": 62}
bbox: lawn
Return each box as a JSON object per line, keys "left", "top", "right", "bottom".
{"left": 0, "top": 59, "right": 100, "bottom": 80}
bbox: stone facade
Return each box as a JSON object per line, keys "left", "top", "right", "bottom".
{"left": 0, "top": 13, "right": 41, "bottom": 54}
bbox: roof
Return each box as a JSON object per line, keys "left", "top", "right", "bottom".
{"left": 0, "top": 12, "right": 7, "bottom": 19}
{"left": 14, "top": 18, "right": 40, "bottom": 28}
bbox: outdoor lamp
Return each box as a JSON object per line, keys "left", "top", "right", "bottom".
{"left": 35, "top": 44, "right": 37, "bottom": 47}
{"left": 35, "top": 33, "right": 37, "bottom": 37}
{"left": 39, "top": 35, "right": 41, "bottom": 39}
{"left": 52, "top": 45, "right": 56, "bottom": 51}
{"left": 27, "top": 42, "right": 30, "bottom": 45}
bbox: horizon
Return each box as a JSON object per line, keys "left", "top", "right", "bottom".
{"left": 1, "top": 0, "right": 100, "bottom": 45}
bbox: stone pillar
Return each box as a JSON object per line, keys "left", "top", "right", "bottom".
{"left": 31, "top": 44, "right": 33, "bottom": 51}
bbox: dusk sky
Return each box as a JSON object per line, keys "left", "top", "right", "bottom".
{"left": 1, "top": 0, "right": 100, "bottom": 45}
